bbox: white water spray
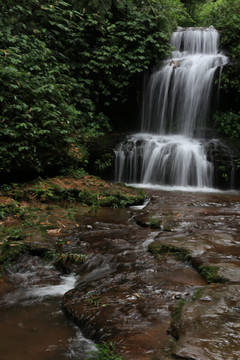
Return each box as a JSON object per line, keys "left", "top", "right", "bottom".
{"left": 115, "top": 27, "right": 228, "bottom": 188}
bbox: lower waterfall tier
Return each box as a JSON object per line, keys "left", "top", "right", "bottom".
{"left": 114, "top": 134, "right": 235, "bottom": 189}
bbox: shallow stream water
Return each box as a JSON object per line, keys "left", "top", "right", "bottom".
{"left": 0, "top": 256, "right": 95, "bottom": 360}
{"left": 1, "top": 187, "right": 240, "bottom": 359}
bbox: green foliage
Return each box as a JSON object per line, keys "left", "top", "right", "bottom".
{"left": 192, "top": 0, "right": 240, "bottom": 148}
{"left": 148, "top": 218, "right": 162, "bottom": 229}
{"left": 44, "top": 249, "right": 86, "bottom": 273}
{"left": 213, "top": 111, "right": 240, "bottom": 140}
{"left": 3, "top": 228, "right": 27, "bottom": 241}
{"left": 2, "top": 177, "right": 145, "bottom": 208}
{"left": 84, "top": 294, "right": 101, "bottom": 306}
{"left": 94, "top": 153, "right": 114, "bottom": 173}
{"left": 73, "top": 3, "right": 171, "bottom": 108}
{"left": 0, "top": 29, "right": 80, "bottom": 178}
{"left": 0, "top": 240, "right": 29, "bottom": 275}
{"left": 0, "top": 0, "right": 189, "bottom": 181}
{"left": 86, "top": 341, "right": 122, "bottom": 360}
{"left": 148, "top": 241, "right": 192, "bottom": 262}
{"left": 44, "top": 238, "right": 86, "bottom": 272}
{"left": 0, "top": 201, "right": 25, "bottom": 220}
{"left": 196, "top": 0, "right": 240, "bottom": 37}
{"left": 171, "top": 299, "right": 186, "bottom": 321}
{"left": 78, "top": 189, "right": 98, "bottom": 206}
{"left": 191, "top": 287, "right": 203, "bottom": 301}
{"left": 78, "top": 0, "right": 191, "bottom": 27}
{"left": 196, "top": 0, "right": 240, "bottom": 96}
{"left": 212, "top": 106, "right": 240, "bottom": 180}
{"left": 99, "top": 190, "right": 145, "bottom": 208}
{"left": 181, "top": 0, "right": 206, "bottom": 18}
{"left": 60, "top": 167, "right": 88, "bottom": 178}
{"left": 197, "top": 264, "right": 226, "bottom": 283}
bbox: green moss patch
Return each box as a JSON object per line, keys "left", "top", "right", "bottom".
{"left": 0, "top": 175, "right": 145, "bottom": 276}
{"left": 1, "top": 176, "right": 145, "bottom": 208}
{"left": 171, "top": 299, "right": 187, "bottom": 322}
{"left": 148, "top": 241, "right": 227, "bottom": 284}
{"left": 0, "top": 241, "right": 30, "bottom": 275}
{"left": 86, "top": 341, "right": 123, "bottom": 360}
{"left": 148, "top": 241, "right": 192, "bottom": 262}
{"left": 197, "top": 264, "right": 226, "bottom": 284}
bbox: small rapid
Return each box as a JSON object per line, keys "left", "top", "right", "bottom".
{"left": 115, "top": 27, "right": 230, "bottom": 189}
{"left": 0, "top": 254, "right": 96, "bottom": 360}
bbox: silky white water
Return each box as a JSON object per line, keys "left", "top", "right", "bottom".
{"left": 115, "top": 27, "right": 228, "bottom": 188}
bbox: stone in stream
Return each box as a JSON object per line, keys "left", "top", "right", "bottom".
{"left": 172, "top": 283, "right": 240, "bottom": 360}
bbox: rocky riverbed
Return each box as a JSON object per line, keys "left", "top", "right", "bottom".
{"left": 61, "top": 188, "right": 240, "bottom": 359}
{"left": 0, "top": 178, "right": 240, "bottom": 359}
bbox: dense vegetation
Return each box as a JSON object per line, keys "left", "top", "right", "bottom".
{"left": 194, "top": 0, "right": 240, "bottom": 143}
{"left": 0, "top": 0, "right": 188, "bottom": 182}
{"left": 0, "top": 0, "right": 239, "bottom": 183}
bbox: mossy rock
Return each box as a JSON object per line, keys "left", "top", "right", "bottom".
{"left": 135, "top": 215, "right": 162, "bottom": 228}
{"left": 148, "top": 241, "right": 192, "bottom": 262}
{"left": 197, "top": 264, "right": 227, "bottom": 284}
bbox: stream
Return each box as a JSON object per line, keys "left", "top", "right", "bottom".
{"left": 0, "top": 255, "right": 96, "bottom": 360}
{"left": 1, "top": 187, "right": 240, "bottom": 359}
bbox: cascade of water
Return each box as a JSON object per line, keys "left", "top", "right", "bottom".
{"left": 141, "top": 27, "right": 228, "bottom": 136}
{"left": 115, "top": 27, "right": 228, "bottom": 188}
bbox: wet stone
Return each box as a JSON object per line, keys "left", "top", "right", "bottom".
{"left": 172, "top": 284, "right": 240, "bottom": 360}
{"left": 62, "top": 188, "right": 240, "bottom": 359}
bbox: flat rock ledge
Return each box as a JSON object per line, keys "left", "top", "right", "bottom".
{"left": 172, "top": 283, "right": 240, "bottom": 360}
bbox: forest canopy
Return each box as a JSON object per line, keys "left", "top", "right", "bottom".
{"left": 0, "top": 0, "right": 239, "bottom": 182}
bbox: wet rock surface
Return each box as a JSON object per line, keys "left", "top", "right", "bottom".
{"left": 172, "top": 283, "right": 240, "bottom": 360}
{"left": 62, "top": 189, "right": 240, "bottom": 359}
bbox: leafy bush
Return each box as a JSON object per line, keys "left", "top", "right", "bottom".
{"left": 0, "top": 11, "right": 81, "bottom": 179}
{"left": 213, "top": 111, "right": 240, "bottom": 139}
{"left": 0, "top": 202, "right": 26, "bottom": 220}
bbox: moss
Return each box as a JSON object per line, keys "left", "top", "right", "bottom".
{"left": 148, "top": 241, "right": 192, "bottom": 262}
{"left": 78, "top": 189, "right": 99, "bottom": 206}
{"left": 2, "top": 177, "right": 145, "bottom": 208}
{"left": 86, "top": 341, "right": 123, "bottom": 360}
{"left": 197, "top": 264, "right": 227, "bottom": 284}
{"left": 0, "top": 202, "right": 26, "bottom": 220}
{"left": 171, "top": 299, "right": 186, "bottom": 322}
{"left": 148, "top": 241, "right": 162, "bottom": 254}
{"left": 0, "top": 240, "right": 29, "bottom": 275}
{"left": 148, "top": 242, "right": 227, "bottom": 284}
{"left": 148, "top": 218, "right": 162, "bottom": 229}
{"left": 191, "top": 288, "right": 204, "bottom": 301}
{"left": 99, "top": 191, "right": 145, "bottom": 208}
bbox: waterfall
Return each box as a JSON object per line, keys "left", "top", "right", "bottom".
{"left": 115, "top": 27, "right": 229, "bottom": 188}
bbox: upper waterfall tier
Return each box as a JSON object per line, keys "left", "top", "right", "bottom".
{"left": 171, "top": 26, "right": 219, "bottom": 56}
{"left": 141, "top": 27, "right": 228, "bottom": 137}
